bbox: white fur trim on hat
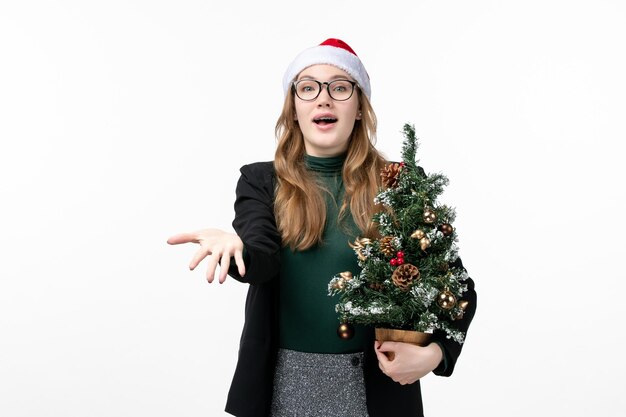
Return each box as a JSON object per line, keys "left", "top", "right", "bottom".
{"left": 282, "top": 39, "right": 371, "bottom": 99}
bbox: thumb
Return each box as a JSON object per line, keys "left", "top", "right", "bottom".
{"left": 376, "top": 341, "right": 398, "bottom": 353}
{"left": 167, "top": 232, "right": 196, "bottom": 245}
{"left": 375, "top": 344, "right": 390, "bottom": 365}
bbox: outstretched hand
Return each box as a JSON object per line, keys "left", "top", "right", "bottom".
{"left": 374, "top": 341, "right": 443, "bottom": 385}
{"left": 167, "top": 228, "right": 245, "bottom": 284}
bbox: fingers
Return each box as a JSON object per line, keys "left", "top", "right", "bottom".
{"left": 168, "top": 229, "right": 243, "bottom": 285}
{"left": 378, "top": 361, "right": 386, "bottom": 374}
{"left": 217, "top": 244, "right": 246, "bottom": 283}
{"left": 376, "top": 349, "right": 391, "bottom": 378}
{"left": 375, "top": 342, "right": 390, "bottom": 366}
{"left": 205, "top": 251, "right": 220, "bottom": 284}
{"left": 234, "top": 249, "right": 246, "bottom": 277}
{"left": 218, "top": 254, "right": 230, "bottom": 284}
{"left": 189, "top": 246, "right": 212, "bottom": 271}
{"left": 204, "top": 249, "right": 230, "bottom": 284}
{"left": 166, "top": 232, "right": 198, "bottom": 245}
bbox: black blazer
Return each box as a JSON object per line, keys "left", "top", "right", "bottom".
{"left": 225, "top": 162, "right": 477, "bottom": 417}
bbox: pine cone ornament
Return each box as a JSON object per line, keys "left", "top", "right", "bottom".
{"left": 379, "top": 236, "right": 395, "bottom": 257}
{"left": 391, "top": 263, "right": 420, "bottom": 291}
{"left": 380, "top": 163, "right": 401, "bottom": 188}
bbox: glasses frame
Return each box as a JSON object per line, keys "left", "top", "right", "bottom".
{"left": 292, "top": 79, "right": 357, "bottom": 102}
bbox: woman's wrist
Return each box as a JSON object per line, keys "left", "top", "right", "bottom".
{"left": 426, "top": 342, "right": 444, "bottom": 370}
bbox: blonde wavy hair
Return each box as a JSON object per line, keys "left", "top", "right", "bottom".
{"left": 274, "top": 87, "right": 387, "bottom": 251}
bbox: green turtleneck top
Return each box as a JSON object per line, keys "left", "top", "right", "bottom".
{"left": 278, "top": 154, "right": 368, "bottom": 353}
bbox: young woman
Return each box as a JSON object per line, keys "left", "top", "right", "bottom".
{"left": 168, "top": 38, "right": 477, "bottom": 417}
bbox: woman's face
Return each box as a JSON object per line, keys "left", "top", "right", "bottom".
{"left": 294, "top": 64, "right": 361, "bottom": 157}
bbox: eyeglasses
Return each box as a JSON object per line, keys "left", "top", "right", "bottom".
{"left": 292, "top": 79, "right": 357, "bottom": 101}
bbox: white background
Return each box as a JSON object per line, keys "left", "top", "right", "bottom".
{"left": 1, "top": 1, "right": 625, "bottom": 416}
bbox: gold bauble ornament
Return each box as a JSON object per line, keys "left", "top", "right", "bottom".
{"left": 337, "top": 322, "right": 355, "bottom": 340}
{"left": 437, "top": 290, "right": 457, "bottom": 310}
{"left": 439, "top": 223, "right": 454, "bottom": 236}
{"left": 411, "top": 229, "right": 425, "bottom": 240}
{"left": 420, "top": 237, "right": 431, "bottom": 251}
{"left": 423, "top": 208, "right": 437, "bottom": 223}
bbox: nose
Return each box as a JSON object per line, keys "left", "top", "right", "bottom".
{"left": 316, "top": 86, "right": 333, "bottom": 107}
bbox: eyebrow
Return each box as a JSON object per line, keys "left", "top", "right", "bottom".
{"left": 296, "top": 73, "right": 354, "bottom": 82}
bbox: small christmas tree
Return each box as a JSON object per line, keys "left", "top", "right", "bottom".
{"left": 329, "top": 123, "right": 470, "bottom": 343}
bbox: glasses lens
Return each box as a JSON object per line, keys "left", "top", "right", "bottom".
{"left": 328, "top": 80, "right": 354, "bottom": 101}
{"left": 294, "top": 80, "right": 320, "bottom": 101}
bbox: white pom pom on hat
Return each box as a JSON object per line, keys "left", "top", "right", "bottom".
{"left": 282, "top": 38, "right": 371, "bottom": 99}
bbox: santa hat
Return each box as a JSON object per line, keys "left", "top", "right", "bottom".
{"left": 282, "top": 38, "right": 371, "bottom": 99}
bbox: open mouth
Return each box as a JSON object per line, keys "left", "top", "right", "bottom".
{"left": 313, "top": 116, "right": 338, "bottom": 126}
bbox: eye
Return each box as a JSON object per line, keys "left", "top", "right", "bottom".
{"left": 331, "top": 80, "right": 352, "bottom": 92}
{"left": 297, "top": 80, "right": 319, "bottom": 94}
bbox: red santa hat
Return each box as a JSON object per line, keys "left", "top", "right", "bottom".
{"left": 282, "top": 38, "right": 371, "bottom": 99}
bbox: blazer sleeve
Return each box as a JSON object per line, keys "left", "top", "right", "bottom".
{"left": 227, "top": 162, "right": 282, "bottom": 285}
{"left": 432, "top": 256, "right": 477, "bottom": 377}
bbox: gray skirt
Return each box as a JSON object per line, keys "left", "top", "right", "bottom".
{"left": 270, "top": 348, "right": 369, "bottom": 417}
